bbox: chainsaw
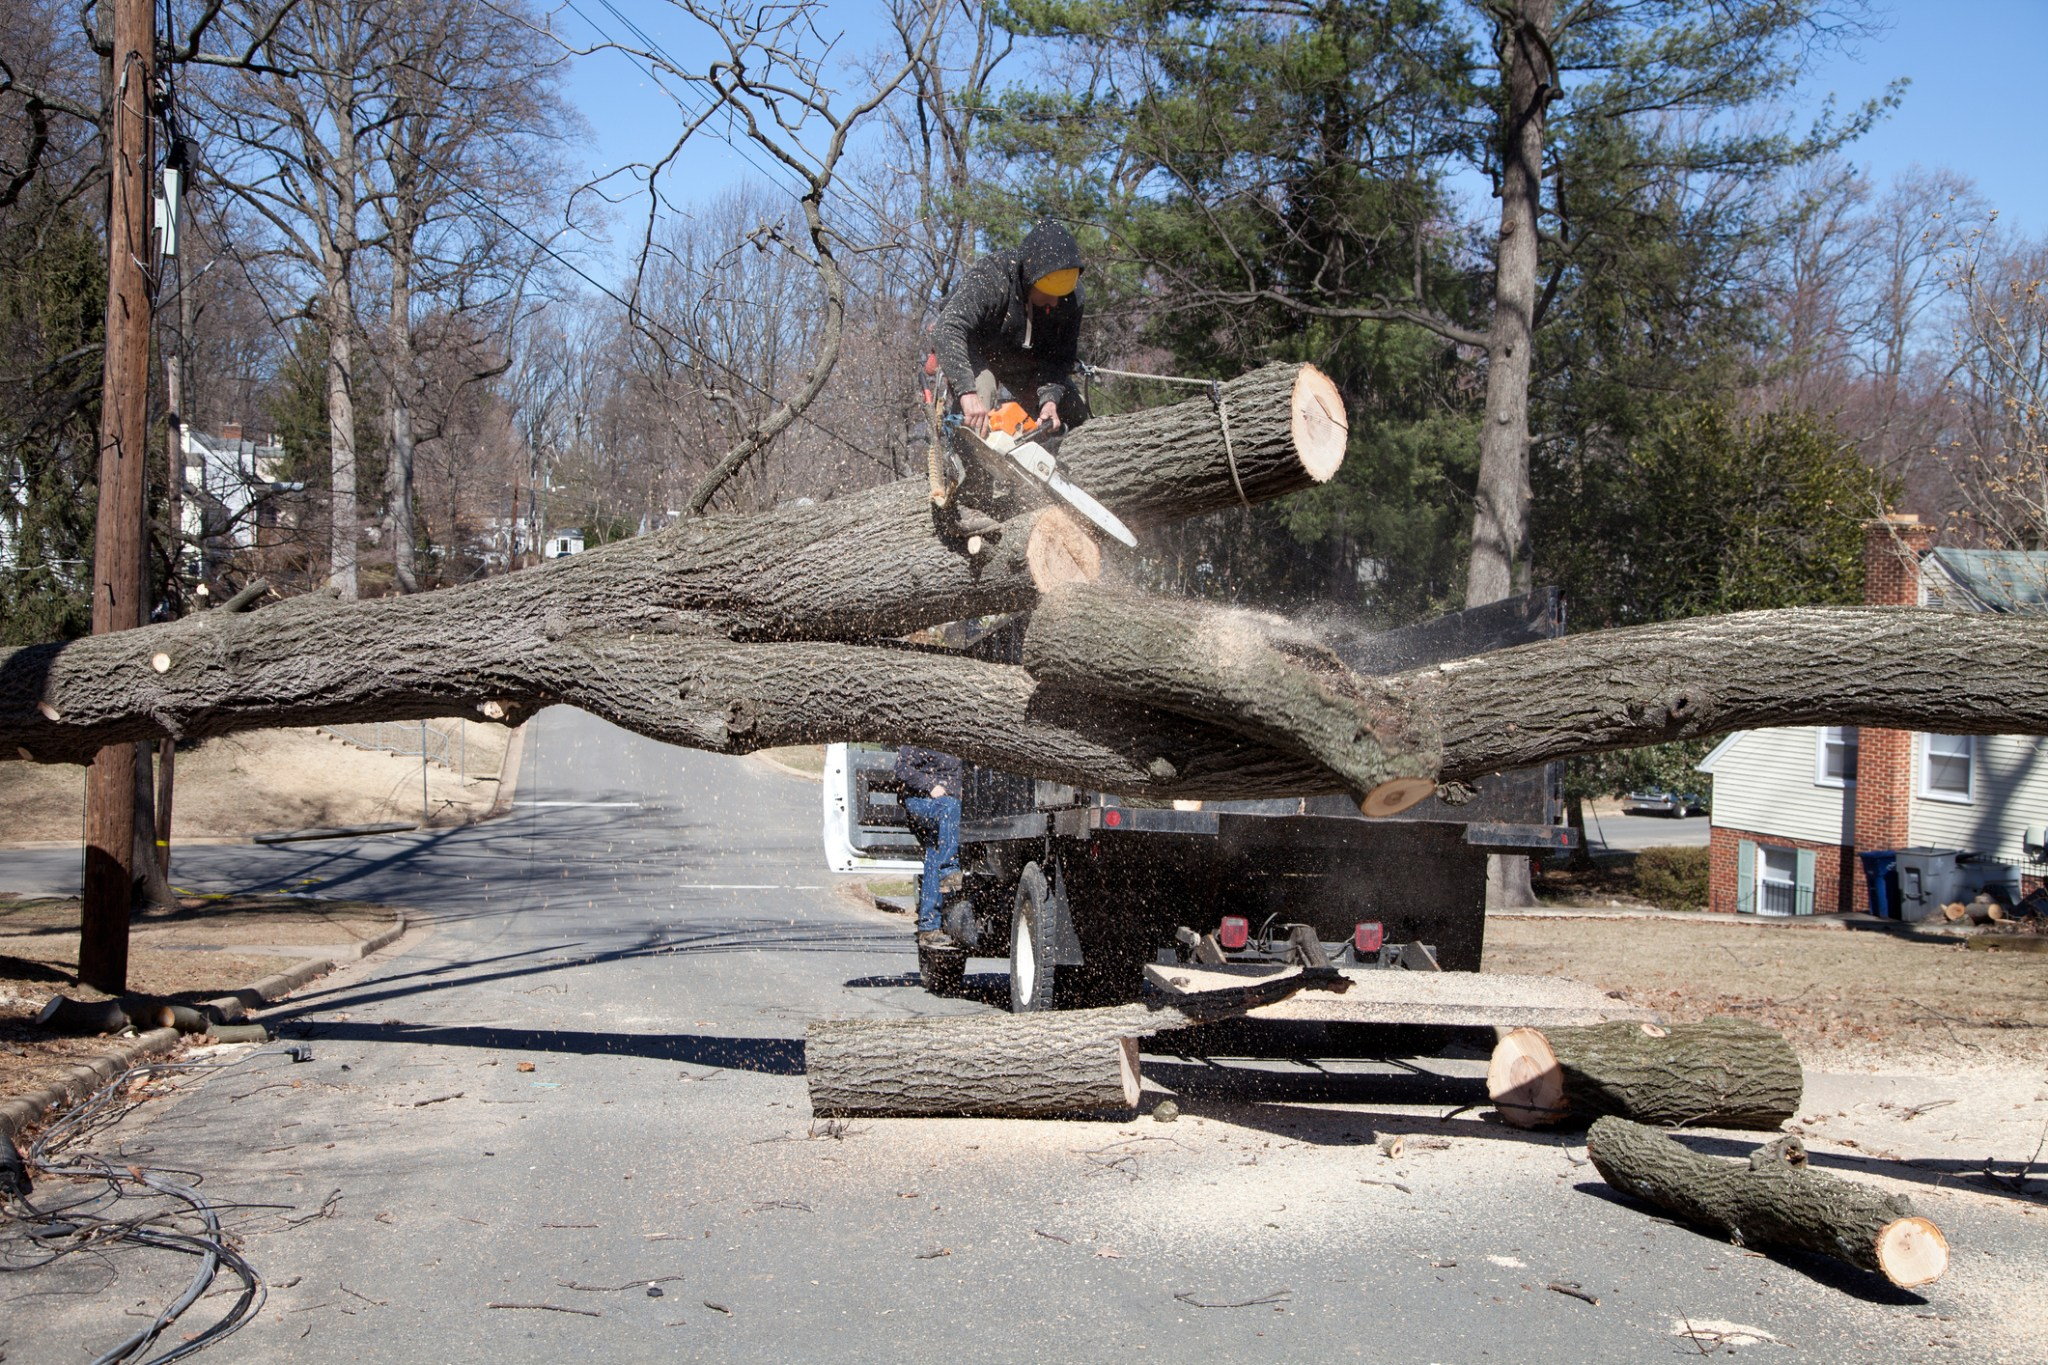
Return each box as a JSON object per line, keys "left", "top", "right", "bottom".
{"left": 945, "top": 401, "right": 1138, "bottom": 549}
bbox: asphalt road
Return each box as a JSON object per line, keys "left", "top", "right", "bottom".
{"left": 3, "top": 710, "right": 2039, "bottom": 1363}
{"left": 1580, "top": 808, "right": 1711, "bottom": 853}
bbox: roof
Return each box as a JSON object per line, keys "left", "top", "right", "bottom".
{"left": 1924, "top": 548, "right": 2048, "bottom": 613}
{"left": 1695, "top": 732, "right": 1745, "bottom": 774}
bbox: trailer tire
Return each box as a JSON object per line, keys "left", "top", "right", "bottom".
{"left": 1009, "top": 863, "right": 1063, "bottom": 1013}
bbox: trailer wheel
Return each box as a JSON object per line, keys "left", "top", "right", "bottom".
{"left": 1009, "top": 862, "right": 1061, "bottom": 1013}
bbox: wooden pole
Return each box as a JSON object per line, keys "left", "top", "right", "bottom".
{"left": 79, "top": 0, "right": 156, "bottom": 993}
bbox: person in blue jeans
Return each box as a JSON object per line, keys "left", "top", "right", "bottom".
{"left": 896, "top": 745, "right": 963, "bottom": 949}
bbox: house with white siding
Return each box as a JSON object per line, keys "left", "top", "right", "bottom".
{"left": 1698, "top": 515, "right": 2048, "bottom": 916}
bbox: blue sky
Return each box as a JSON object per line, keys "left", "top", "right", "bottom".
{"left": 556, "top": 0, "right": 2048, "bottom": 267}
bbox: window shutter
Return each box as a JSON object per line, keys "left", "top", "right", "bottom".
{"left": 1795, "top": 848, "right": 1817, "bottom": 916}
{"left": 1736, "top": 840, "right": 1756, "bottom": 915}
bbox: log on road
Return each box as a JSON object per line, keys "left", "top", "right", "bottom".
{"left": 807, "top": 969, "right": 1348, "bottom": 1118}
{"left": 1488, "top": 1018, "right": 1801, "bottom": 1130}
{"left": 1587, "top": 1117, "right": 1949, "bottom": 1288}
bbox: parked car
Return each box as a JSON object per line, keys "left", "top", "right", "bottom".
{"left": 1625, "top": 788, "right": 1707, "bottom": 817}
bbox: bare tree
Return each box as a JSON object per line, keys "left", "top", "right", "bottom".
{"left": 549, "top": 0, "right": 939, "bottom": 515}
{"left": 366, "top": 0, "right": 574, "bottom": 592}
{"left": 192, "top": 0, "right": 397, "bottom": 599}
{"left": 1931, "top": 230, "right": 2048, "bottom": 565}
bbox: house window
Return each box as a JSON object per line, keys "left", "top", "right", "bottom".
{"left": 1816, "top": 727, "right": 1858, "bottom": 786}
{"left": 1737, "top": 840, "right": 1817, "bottom": 916}
{"left": 1920, "top": 734, "right": 1974, "bottom": 803}
{"left": 1757, "top": 846, "right": 1800, "bottom": 915}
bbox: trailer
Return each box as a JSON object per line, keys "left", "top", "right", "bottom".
{"left": 823, "top": 591, "right": 1575, "bottom": 1011}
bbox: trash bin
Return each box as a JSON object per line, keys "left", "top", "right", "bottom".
{"left": 1859, "top": 850, "right": 1899, "bottom": 919}
{"left": 1893, "top": 847, "right": 1966, "bottom": 923}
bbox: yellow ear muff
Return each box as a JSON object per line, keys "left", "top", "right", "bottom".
{"left": 1033, "top": 268, "right": 1080, "bottom": 297}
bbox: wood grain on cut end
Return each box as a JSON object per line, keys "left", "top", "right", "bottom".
{"left": 1290, "top": 365, "right": 1348, "bottom": 482}
{"left": 1487, "top": 1026, "right": 1567, "bottom": 1127}
{"left": 1876, "top": 1217, "right": 1949, "bottom": 1289}
{"left": 1359, "top": 776, "right": 1436, "bottom": 817}
{"left": 1114, "top": 1035, "right": 1142, "bottom": 1109}
{"left": 1026, "top": 506, "right": 1103, "bottom": 593}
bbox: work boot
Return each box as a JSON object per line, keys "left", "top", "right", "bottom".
{"left": 916, "top": 929, "right": 954, "bottom": 950}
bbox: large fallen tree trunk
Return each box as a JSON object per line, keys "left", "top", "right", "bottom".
{"left": 1587, "top": 1118, "right": 1949, "bottom": 1288}
{"left": 1488, "top": 1019, "right": 1801, "bottom": 1130}
{"left": 806, "top": 969, "right": 1348, "bottom": 1118}
{"left": 5, "top": 355, "right": 2048, "bottom": 798}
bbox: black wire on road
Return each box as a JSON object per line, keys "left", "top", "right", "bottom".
{"left": 2, "top": 1046, "right": 314, "bottom": 1362}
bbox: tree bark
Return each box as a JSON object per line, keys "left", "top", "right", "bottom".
{"left": 386, "top": 231, "right": 419, "bottom": 594}
{"left": 805, "top": 968, "right": 1346, "bottom": 1118}
{"left": 1588, "top": 1118, "right": 1949, "bottom": 1289}
{"left": 1489, "top": 1018, "right": 1801, "bottom": 1130}
{"left": 1467, "top": 0, "right": 1551, "bottom": 606}
{"left": 325, "top": 269, "right": 360, "bottom": 600}
{"left": 1023, "top": 585, "right": 1440, "bottom": 812}
{"left": 808, "top": 1026, "right": 1140, "bottom": 1118}
{"left": 1470, "top": 0, "right": 1555, "bottom": 915}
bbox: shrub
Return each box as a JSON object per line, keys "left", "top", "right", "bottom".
{"left": 1633, "top": 846, "right": 1710, "bottom": 911}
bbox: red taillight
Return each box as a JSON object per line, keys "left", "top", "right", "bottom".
{"left": 1217, "top": 916, "right": 1249, "bottom": 950}
{"left": 1103, "top": 808, "right": 1122, "bottom": 828}
{"left": 1354, "top": 921, "right": 1384, "bottom": 955}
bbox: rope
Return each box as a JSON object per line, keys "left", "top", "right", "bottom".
{"left": 1080, "top": 363, "right": 1252, "bottom": 510}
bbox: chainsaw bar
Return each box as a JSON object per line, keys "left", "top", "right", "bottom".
{"left": 949, "top": 424, "right": 1138, "bottom": 548}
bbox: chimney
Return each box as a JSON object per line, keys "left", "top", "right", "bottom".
{"left": 222, "top": 422, "right": 243, "bottom": 443}
{"left": 1864, "top": 513, "right": 1931, "bottom": 607}
{"left": 1852, "top": 513, "right": 1934, "bottom": 903}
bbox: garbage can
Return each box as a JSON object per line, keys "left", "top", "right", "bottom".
{"left": 1859, "top": 850, "right": 1899, "bottom": 919}
{"left": 1893, "top": 847, "right": 1966, "bottom": 923}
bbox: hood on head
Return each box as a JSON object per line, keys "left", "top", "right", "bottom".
{"left": 1017, "top": 220, "right": 1082, "bottom": 290}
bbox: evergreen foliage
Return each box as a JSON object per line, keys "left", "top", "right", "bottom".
{"left": 0, "top": 199, "right": 103, "bottom": 643}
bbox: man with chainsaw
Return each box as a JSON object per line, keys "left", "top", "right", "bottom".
{"left": 932, "top": 218, "right": 1089, "bottom": 438}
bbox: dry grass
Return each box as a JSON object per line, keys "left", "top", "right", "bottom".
{"left": 0, "top": 723, "right": 510, "bottom": 844}
{"left": 1487, "top": 914, "right": 2048, "bottom": 1066}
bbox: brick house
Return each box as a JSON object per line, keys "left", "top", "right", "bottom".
{"left": 1698, "top": 515, "right": 2048, "bottom": 915}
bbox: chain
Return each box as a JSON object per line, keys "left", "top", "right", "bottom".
{"left": 1079, "top": 363, "right": 1251, "bottom": 510}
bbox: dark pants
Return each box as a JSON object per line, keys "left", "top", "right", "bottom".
{"left": 903, "top": 794, "right": 961, "bottom": 933}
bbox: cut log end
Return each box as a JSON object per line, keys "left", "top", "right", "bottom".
{"left": 1026, "top": 506, "right": 1103, "bottom": 592}
{"left": 1290, "top": 366, "right": 1348, "bottom": 483}
{"left": 1876, "top": 1216, "right": 1949, "bottom": 1288}
{"left": 1113, "top": 1035, "right": 1142, "bottom": 1109}
{"left": 1359, "top": 776, "right": 1436, "bottom": 818}
{"left": 1487, "top": 1027, "right": 1567, "bottom": 1127}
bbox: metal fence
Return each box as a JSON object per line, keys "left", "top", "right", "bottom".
{"left": 320, "top": 719, "right": 470, "bottom": 778}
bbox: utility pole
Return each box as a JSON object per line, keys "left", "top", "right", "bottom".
{"left": 80, "top": 0, "right": 157, "bottom": 993}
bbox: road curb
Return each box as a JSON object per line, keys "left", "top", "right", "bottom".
{"left": 0, "top": 907, "right": 410, "bottom": 1146}
{"left": 750, "top": 752, "right": 825, "bottom": 782}
{"left": 0, "top": 1026, "right": 183, "bottom": 1145}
